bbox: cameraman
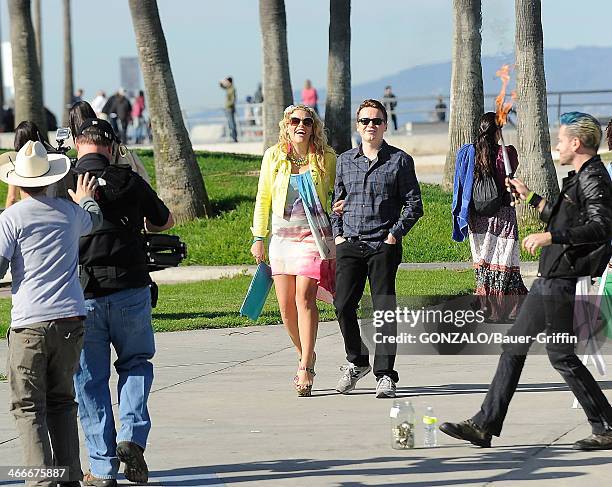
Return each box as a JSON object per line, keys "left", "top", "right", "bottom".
{"left": 72, "top": 118, "right": 174, "bottom": 487}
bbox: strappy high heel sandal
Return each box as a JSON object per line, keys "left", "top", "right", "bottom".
{"left": 294, "top": 351, "right": 316, "bottom": 396}
{"left": 294, "top": 351, "right": 316, "bottom": 385}
{"left": 295, "top": 366, "right": 313, "bottom": 397}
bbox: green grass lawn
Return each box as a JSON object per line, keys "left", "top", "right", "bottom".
{"left": 136, "top": 151, "right": 477, "bottom": 264}
{"left": 0, "top": 269, "right": 475, "bottom": 338}
{"left": 138, "top": 150, "right": 550, "bottom": 264}
{"left": 5, "top": 148, "right": 608, "bottom": 265}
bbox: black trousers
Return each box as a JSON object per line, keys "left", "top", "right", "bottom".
{"left": 334, "top": 239, "right": 402, "bottom": 382}
{"left": 473, "top": 277, "right": 612, "bottom": 436}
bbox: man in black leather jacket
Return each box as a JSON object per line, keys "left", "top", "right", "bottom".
{"left": 440, "top": 112, "right": 612, "bottom": 450}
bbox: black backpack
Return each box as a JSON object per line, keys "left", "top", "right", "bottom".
{"left": 96, "top": 164, "right": 140, "bottom": 210}
{"left": 472, "top": 175, "right": 503, "bottom": 217}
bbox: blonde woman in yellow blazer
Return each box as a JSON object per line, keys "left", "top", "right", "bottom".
{"left": 251, "top": 104, "right": 336, "bottom": 396}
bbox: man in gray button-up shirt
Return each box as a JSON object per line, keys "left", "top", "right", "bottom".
{"left": 332, "top": 99, "right": 423, "bottom": 398}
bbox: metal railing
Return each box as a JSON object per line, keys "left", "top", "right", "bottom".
{"left": 183, "top": 89, "right": 612, "bottom": 141}
{"left": 183, "top": 102, "right": 264, "bottom": 142}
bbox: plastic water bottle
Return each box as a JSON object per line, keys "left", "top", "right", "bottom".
{"left": 423, "top": 406, "right": 438, "bottom": 447}
{"left": 390, "top": 400, "right": 415, "bottom": 449}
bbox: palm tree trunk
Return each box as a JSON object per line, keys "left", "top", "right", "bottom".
{"left": 8, "top": 0, "right": 46, "bottom": 135}
{"left": 514, "top": 0, "right": 559, "bottom": 227}
{"left": 0, "top": 8, "right": 5, "bottom": 111}
{"left": 62, "top": 0, "right": 73, "bottom": 127}
{"left": 128, "top": 0, "right": 212, "bottom": 222}
{"left": 259, "top": 0, "right": 293, "bottom": 150}
{"left": 442, "top": 0, "right": 483, "bottom": 191}
{"left": 33, "top": 0, "right": 42, "bottom": 84}
{"left": 325, "top": 0, "right": 351, "bottom": 154}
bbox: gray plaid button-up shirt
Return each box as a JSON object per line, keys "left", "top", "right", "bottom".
{"left": 331, "top": 141, "right": 423, "bottom": 242}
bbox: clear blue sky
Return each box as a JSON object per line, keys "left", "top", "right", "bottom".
{"left": 1, "top": 0, "right": 610, "bottom": 120}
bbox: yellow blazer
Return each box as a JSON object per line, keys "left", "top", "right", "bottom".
{"left": 251, "top": 144, "right": 337, "bottom": 237}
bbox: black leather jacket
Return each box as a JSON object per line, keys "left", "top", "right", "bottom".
{"left": 538, "top": 155, "right": 612, "bottom": 278}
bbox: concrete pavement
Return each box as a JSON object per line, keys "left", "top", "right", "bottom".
{"left": 1, "top": 320, "right": 611, "bottom": 486}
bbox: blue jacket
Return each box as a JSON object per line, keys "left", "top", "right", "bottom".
{"left": 451, "top": 144, "right": 475, "bottom": 242}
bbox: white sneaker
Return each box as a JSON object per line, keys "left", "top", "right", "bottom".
{"left": 336, "top": 363, "right": 371, "bottom": 394}
{"left": 375, "top": 375, "right": 396, "bottom": 398}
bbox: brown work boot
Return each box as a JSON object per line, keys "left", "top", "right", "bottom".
{"left": 117, "top": 441, "right": 149, "bottom": 483}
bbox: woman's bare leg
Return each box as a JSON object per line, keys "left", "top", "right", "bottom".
{"left": 295, "top": 276, "right": 319, "bottom": 388}
{"left": 273, "top": 274, "right": 301, "bottom": 358}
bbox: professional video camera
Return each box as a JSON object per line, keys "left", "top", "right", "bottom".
{"left": 45, "top": 127, "right": 188, "bottom": 273}
{"left": 144, "top": 233, "right": 187, "bottom": 308}
{"left": 43, "top": 127, "right": 77, "bottom": 166}
{"left": 145, "top": 233, "right": 187, "bottom": 272}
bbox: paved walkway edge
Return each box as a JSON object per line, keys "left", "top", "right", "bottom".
{"left": 149, "top": 261, "right": 540, "bottom": 285}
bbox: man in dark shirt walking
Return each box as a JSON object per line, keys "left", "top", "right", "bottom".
{"left": 440, "top": 112, "right": 612, "bottom": 450}
{"left": 112, "top": 89, "right": 132, "bottom": 145}
{"left": 331, "top": 99, "right": 423, "bottom": 398}
{"left": 72, "top": 118, "right": 174, "bottom": 486}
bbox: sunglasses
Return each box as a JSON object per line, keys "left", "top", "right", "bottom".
{"left": 358, "top": 117, "right": 385, "bottom": 126}
{"left": 289, "top": 117, "right": 314, "bottom": 127}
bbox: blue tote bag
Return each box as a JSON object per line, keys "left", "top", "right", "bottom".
{"left": 240, "top": 262, "right": 273, "bottom": 321}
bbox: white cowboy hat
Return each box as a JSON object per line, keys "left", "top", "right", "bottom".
{"left": 0, "top": 141, "right": 70, "bottom": 187}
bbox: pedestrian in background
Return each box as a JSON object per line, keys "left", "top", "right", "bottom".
{"left": 435, "top": 96, "right": 447, "bottom": 122}
{"left": 220, "top": 77, "right": 238, "bottom": 142}
{"left": 301, "top": 79, "right": 319, "bottom": 115}
{"left": 112, "top": 89, "right": 132, "bottom": 145}
{"left": 383, "top": 86, "right": 398, "bottom": 131}
{"left": 253, "top": 83, "right": 263, "bottom": 126}
{"left": 132, "top": 90, "right": 146, "bottom": 144}
{"left": 91, "top": 90, "right": 107, "bottom": 118}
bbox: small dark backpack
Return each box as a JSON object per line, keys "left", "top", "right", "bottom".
{"left": 472, "top": 175, "right": 503, "bottom": 217}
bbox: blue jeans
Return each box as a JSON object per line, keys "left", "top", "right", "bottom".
{"left": 74, "top": 286, "right": 155, "bottom": 479}
{"left": 225, "top": 108, "right": 237, "bottom": 142}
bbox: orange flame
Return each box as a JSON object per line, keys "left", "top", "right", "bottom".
{"left": 495, "top": 64, "right": 515, "bottom": 127}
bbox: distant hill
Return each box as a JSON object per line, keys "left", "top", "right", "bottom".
{"left": 352, "top": 46, "right": 612, "bottom": 98}
{"left": 305, "top": 46, "right": 612, "bottom": 123}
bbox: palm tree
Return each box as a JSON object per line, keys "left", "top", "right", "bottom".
{"left": 324, "top": 0, "right": 351, "bottom": 154}
{"left": 33, "top": 0, "right": 42, "bottom": 82}
{"left": 8, "top": 0, "right": 46, "bottom": 135}
{"left": 259, "top": 0, "right": 293, "bottom": 150}
{"left": 514, "top": 0, "right": 559, "bottom": 225}
{"left": 0, "top": 8, "right": 5, "bottom": 111}
{"left": 442, "top": 0, "right": 484, "bottom": 191}
{"left": 62, "top": 0, "right": 73, "bottom": 127}
{"left": 128, "top": 0, "right": 212, "bottom": 221}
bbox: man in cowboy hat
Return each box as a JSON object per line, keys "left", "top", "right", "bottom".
{"left": 0, "top": 140, "right": 102, "bottom": 486}
{"left": 71, "top": 118, "right": 174, "bottom": 487}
